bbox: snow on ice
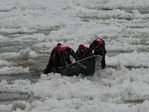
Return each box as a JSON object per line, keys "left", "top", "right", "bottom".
{"left": 0, "top": 0, "right": 149, "bottom": 112}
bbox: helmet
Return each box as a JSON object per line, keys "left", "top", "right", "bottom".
{"left": 79, "top": 44, "right": 85, "bottom": 49}
{"left": 65, "top": 47, "right": 71, "bottom": 53}
{"left": 93, "top": 40, "right": 98, "bottom": 46}
{"left": 57, "top": 43, "right": 62, "bottom": 46}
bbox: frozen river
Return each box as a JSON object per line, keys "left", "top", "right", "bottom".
{"left": 0, "top": 2, "right": 149, "bottom": 111}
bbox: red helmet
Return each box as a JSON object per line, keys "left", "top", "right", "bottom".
{"left": 79, "top": 44, "right": 86, "bottom": 50}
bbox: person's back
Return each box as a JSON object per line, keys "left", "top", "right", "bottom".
{"left": 76, "top": 44, "right": 88, "bottom": 60}
{"left": 88, "top": 38, "right": 106, "bottom": 55}
{"left": 55, "top": 44, "right": 79, "bottom": 72}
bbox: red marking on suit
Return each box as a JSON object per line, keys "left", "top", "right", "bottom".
{"left": 57, "top": 45, "right": 70, "bottom": 54}
{"left": 96, "top": 39, "right": 104, "bottom": 46}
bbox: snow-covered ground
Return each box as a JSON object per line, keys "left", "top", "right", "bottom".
{"left": 0, "top": 0, "right": 149, "bottom": 111}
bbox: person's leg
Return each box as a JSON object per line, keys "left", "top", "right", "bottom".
{"left": 43, "top": 58, "right": 53, "bottom": 74}
{"left": 101, "top": 55, "right": 106, "bottom": 69}
{"left": 54, "top": 54, "right": 61, "bottom": 73}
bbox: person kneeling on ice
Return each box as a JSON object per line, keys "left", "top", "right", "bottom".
{"left": 55, "top": 45, "right": 79, "bottom": 72}
{"left": 43, "top": 43, "right": 62, "bottom": 74}
{"left": 88, "top": 38, "right": 107, "bottom": 69}
{"left": 76, "top": 44, "right": 88, "bottom": 60}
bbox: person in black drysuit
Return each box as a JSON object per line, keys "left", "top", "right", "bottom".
{"left": 88, "top": 38, "right": 107, "bottom": 69}
{"left": 43, "top": 43, "right": 62, "bottom": 74}
{"left": 76, "top": 44, "right": 88, "bottom": 60}
{"left": 54, "top": 45, "right": 79, "bottom": 72}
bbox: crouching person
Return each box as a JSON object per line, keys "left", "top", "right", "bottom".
{"left": 88, "top": 38, "right": 107, "bottom": 69}
{"left": 43, "top": 43, "right": 62, "bottom": 74}
{"left": 76, "top": 44, "right": 88, "bottom": 60}
{"left": 55, "top": 44, "right": 79, "bottom": 72}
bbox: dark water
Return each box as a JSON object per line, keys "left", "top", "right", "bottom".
{"left": 0, "top": 92, "right": 29, "bottom": 105}
{"left": 125, "top": 9, "right": 149, "bottom": 14}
